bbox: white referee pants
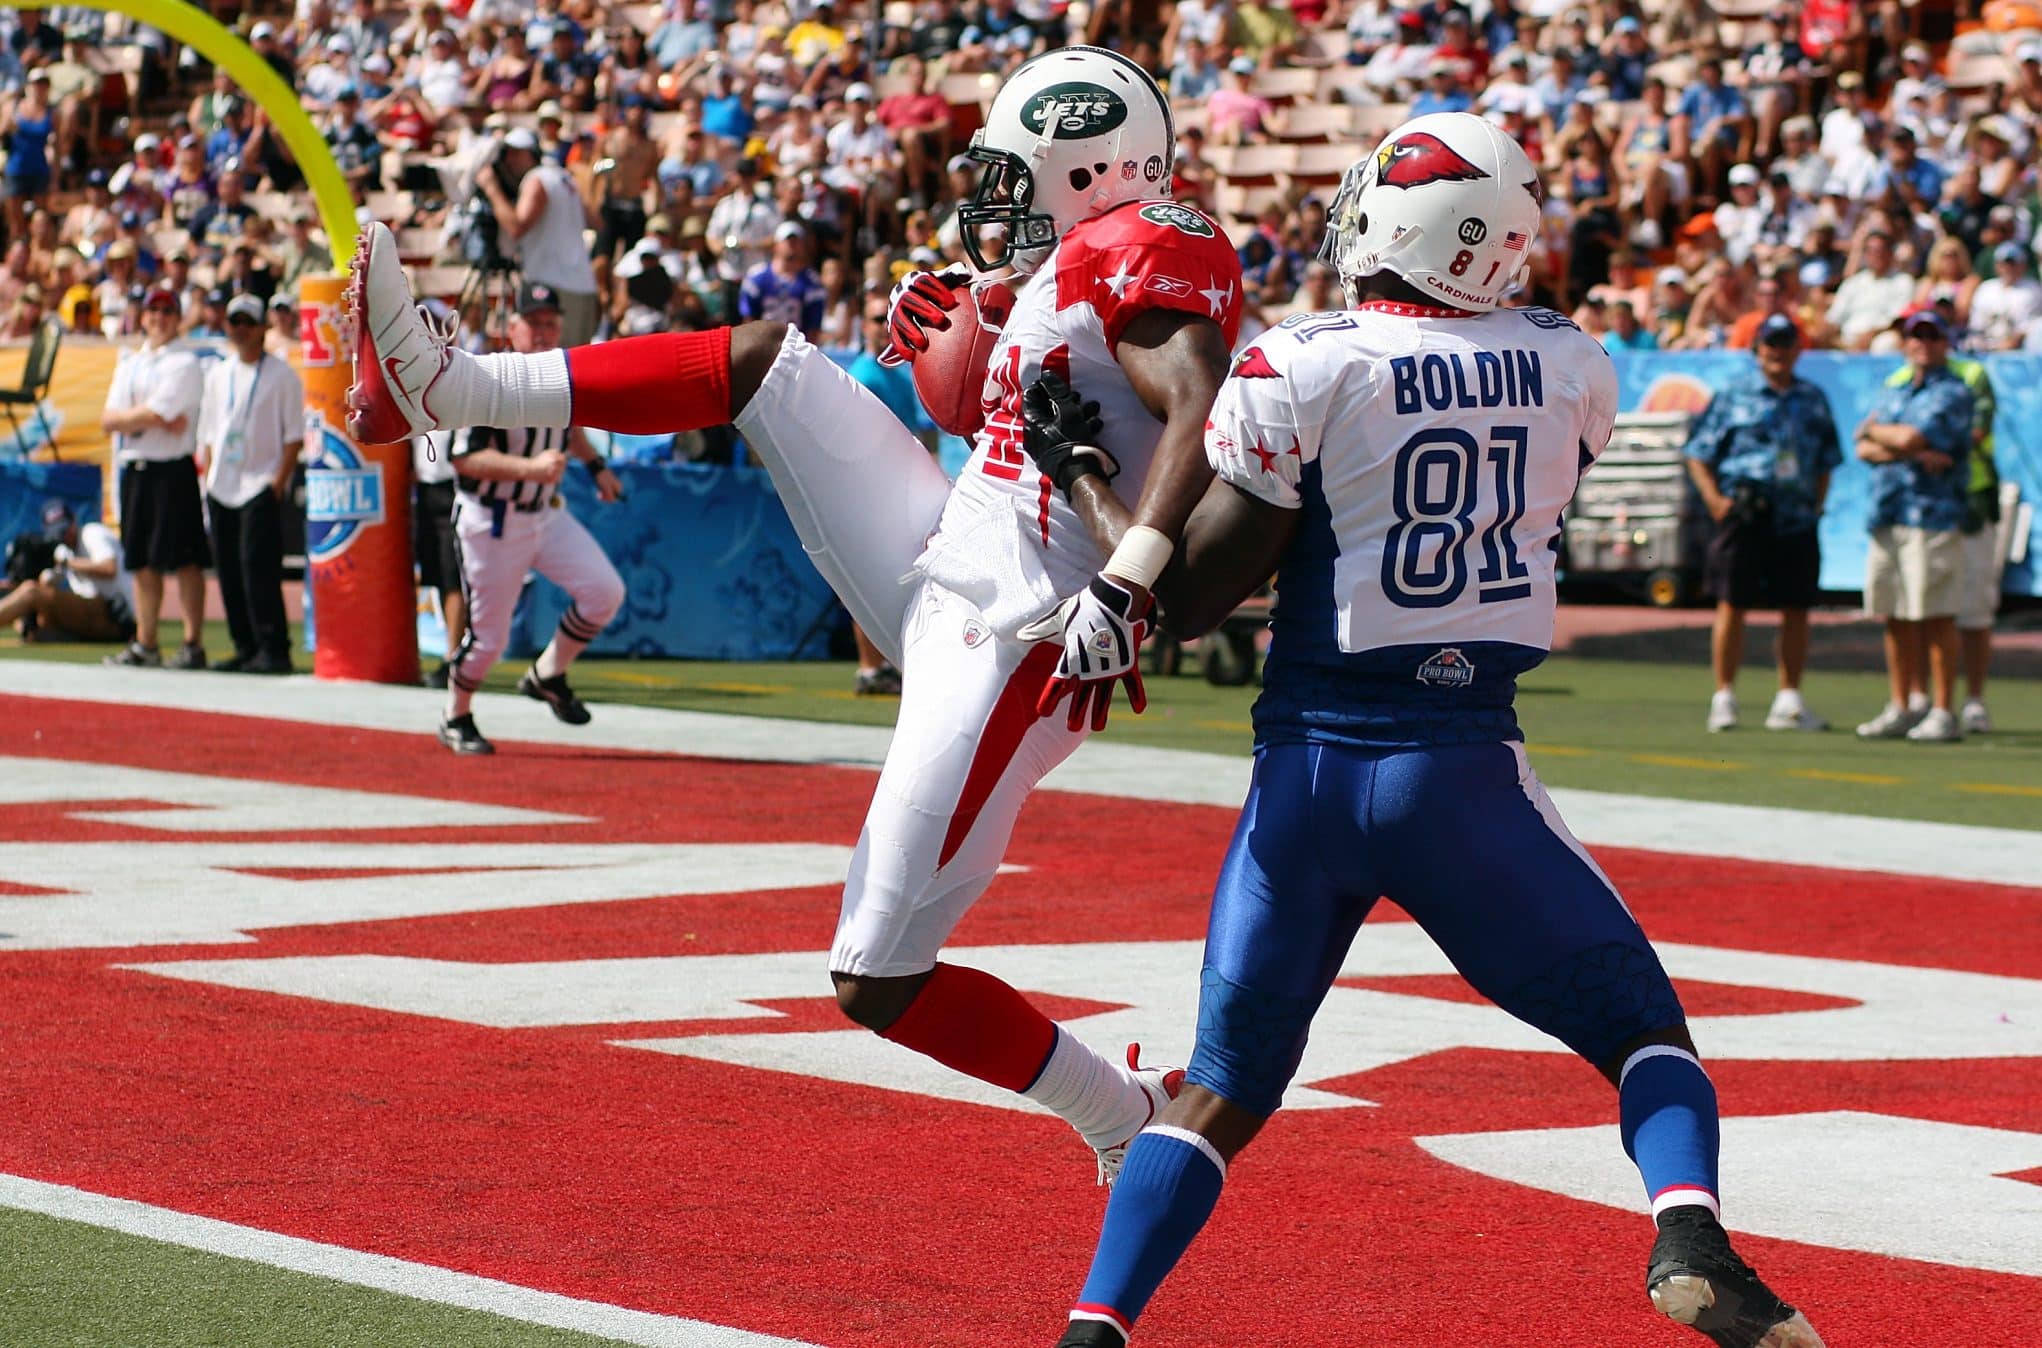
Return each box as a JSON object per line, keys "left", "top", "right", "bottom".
{"left": 729, "top": 326, "right": 1094, "bottom": 978}
{"left": 450, "top": 496, "right": 625, "bottom": 692}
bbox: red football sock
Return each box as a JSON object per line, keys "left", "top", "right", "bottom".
{"left": 880, "top": 963, "right": 1058, "bottom": 1093}
{"left": 564, "top": 328, "right": 732, "bottom": 434}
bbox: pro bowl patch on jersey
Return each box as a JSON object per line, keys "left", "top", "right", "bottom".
{"left": 1377, "top": 133, "right": 1490, "bottom": 189}
{"left": 1417, "top": 647, "right": 1477, "bottom": 688}
{"left": 1137, "top": 202, "right": 1216, "bottom": 238}
{"left": 303, "top": 412, "right": 386, "bottom": 564}
{"left": 1020, "top": 82, "right": 1127, "bottom": 139}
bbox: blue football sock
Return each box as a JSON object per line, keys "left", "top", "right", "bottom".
{"left": 1070, "top": 1128, "right": 1228, "bottom": 1337}
{"left": 1618, "top": 1046, "right": 1721, "bottom": 1217}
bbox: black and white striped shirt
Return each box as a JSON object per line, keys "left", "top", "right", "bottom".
{"left": 450, "top": 424, "right": 569, "bottom": 509}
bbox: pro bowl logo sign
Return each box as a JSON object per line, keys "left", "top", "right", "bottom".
{"left": 303, "top": 411, "right": 385, "bottom": 565}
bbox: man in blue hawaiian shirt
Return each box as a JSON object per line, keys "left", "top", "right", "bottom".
{"left": 1684, "top": 314, "right": 1841, "bottom": 732}
{"left": 1854, "top": 306, "right": 1974, "bottom": 741}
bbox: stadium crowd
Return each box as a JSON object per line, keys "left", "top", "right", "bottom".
{"left": 2, "top": 1, "right": 2042, "bottom": 368}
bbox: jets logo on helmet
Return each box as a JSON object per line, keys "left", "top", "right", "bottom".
{"left": 957, "top": 46, "right": 1175, "bottom": 273}
{"left": 1320, "top": 112, "right": 1540, "bottom": 313}
{"left": 1376, "top": 132, "right": 1490, "bottom": 190}
{"left": 1019, "top": 83, "right": 1129, "bottom": 139}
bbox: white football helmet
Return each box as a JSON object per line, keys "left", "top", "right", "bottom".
{"left": 1322, "top": 112, "right": 1542, "bottom": 311}
{"left": 957, "top": 45, "right": 1175, "bottom": 272}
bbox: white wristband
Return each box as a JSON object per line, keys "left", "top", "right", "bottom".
{"left": 1104, "top": 524, "right": 1174, "bottom": 590}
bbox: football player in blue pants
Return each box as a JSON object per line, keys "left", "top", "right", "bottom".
{"left": 1022, "top": 114, "right": 1825, "bottom": 1348}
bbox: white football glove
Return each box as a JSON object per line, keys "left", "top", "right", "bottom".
{"left": 1017, "top": 575, "right": 1150, "bottom": 732}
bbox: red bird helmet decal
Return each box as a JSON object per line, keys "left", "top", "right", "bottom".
{"left": 1233, "top": 347, "right": 1281, "bottom": 378}
{"left": 1376, "top": 132, "right": 1490, "bottom": 190}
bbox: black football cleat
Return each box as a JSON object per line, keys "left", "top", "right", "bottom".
{"left": 1647, "top": 1206, "right": 1824, "bottom": 1347}
{"left": 518, "top": 668, "right": 592, "bottom": 724}
{"left": 1053, "top": 1319, "right": 1127, "bottom": 1348}
{"left": 437, "top": 713, "right": 495, "bottom": 756}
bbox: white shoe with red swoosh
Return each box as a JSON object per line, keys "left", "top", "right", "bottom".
{"left": 1095, "top": 1042, "right": 1186, "bottom": 1187}
{"left": 345, "top": 222, "right": 456, "bottom": 443}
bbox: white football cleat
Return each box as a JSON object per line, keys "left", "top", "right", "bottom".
{"left": 346, "top": 221, "right": 457, "bottom": 443}
{"left": 1706, "top": 689, "right": 1738, "bottom": 733}
{"left": 1905, "top": 706, "right": 1964, "bottom": 742}
{"left": 1960, "top": 698, "right": 1992, "bottom": 734}
{"left": 1855, "top": 702, "right": 1920, "bottom": 739}
{"left": 1094, "top": 1043, "right": 1185, "bottom": 1188}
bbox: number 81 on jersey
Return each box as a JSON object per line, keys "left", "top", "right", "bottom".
{"left": 1384, "top": 425, "right": 1535, "bottom": 609}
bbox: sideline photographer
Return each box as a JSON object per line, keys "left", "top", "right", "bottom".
{"left": 0, "top": 500, "right": 133, "bottom": 644}
{"left": 475, "top": 128, "right": 600, "bottom": 346}
{"left": 1684, "top": 314, "right": 1842, "bottom": 732}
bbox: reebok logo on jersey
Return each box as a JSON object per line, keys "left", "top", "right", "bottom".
{"left": 1416, "top": 648, "right": 1477, "bottom": 688}
{"left": 1234, "top": 348, "right": 1281, "bottom": 379}
{"left": 1145, "top": 275, "right": 1194, "bottom": 298}
{"left": 1377, "top": 133, "right": 1490, "bottom": 190}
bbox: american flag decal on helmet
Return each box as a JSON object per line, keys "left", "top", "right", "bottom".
{"left": 1503, "top": 231, "right": 1528, "bottom": 251}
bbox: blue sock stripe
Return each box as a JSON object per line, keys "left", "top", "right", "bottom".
{"left": 1075, "top": 1131, "right": 1226, "bottom": 1330}
{"left": 1619, "top": 1050, "right": 1721, "bottom": 1215}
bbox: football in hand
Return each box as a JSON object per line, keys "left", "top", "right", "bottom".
{"left": 912, "top": 280, "right": 1013, "bottom": 439}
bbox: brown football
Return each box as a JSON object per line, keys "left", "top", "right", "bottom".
{"left": 912, "top": 280, "right": 1013, "bottom": 439}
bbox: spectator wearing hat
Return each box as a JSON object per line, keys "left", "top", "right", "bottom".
{"left": 198, "top": 293, "right": 304, "bottom": 674}
{"left": 0, "top": 499, "right": 131, "bottom": 645}
{"left": 1685, "top": 313, "right": 1840, "bottom": 732}
{"left": 160, "top": 136, "right": 215, "bottom": 234}
{"left": 1855, "top": 306, "right": 1975, "bottom": 741}
{"left": 739, "top": 221, "right": 825, "bottom": 343}
{"left": 1881, "top": 313, "right": 2002, "bottom": 735}
{"left": 1714, "top": 163, "right": 1766, "bottom": 264}
{"left": 94, "top": 240, "right": 140, "bottom": 338}
{"left": 1819, "top": 71, "right": 1870, "bottom": 164}
{"left": 323, "top": 86, "right": 382, "bottom": 193}
{"left": 2, "top": 282, "right": 45, "bottom": 341}
{"left": 479, "top": 125, "right": 602, "bottom": 346}
{"left": 1367, "top": 10, "right": 1437, "bottom": 96}
{"left": 1210, "top": 58, "right": 1281, "bottom": 144}
{"left": 101, "top": 285, "right": 207, "bottom": 670}
{"left": 264, "top": 291, "right": 297, "bottom": 359}
{"left": 535, "top": 23, "right": 599, "bottom": 111}
{"left": 1882, "top": 126, "right": 1943, "bottom": 215}
{"left": 1966, "top": 243, "right": 2042, "bottom": 350}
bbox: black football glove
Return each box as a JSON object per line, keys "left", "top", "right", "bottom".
{"left": 1022, "top": 370, "right": 1118, "bottom": 499}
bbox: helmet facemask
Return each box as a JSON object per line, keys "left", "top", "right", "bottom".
{"left": 959, "top": 139, "right": 1059, "bottom": 273}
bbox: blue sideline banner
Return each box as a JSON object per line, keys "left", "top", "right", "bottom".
{"left": 1609, "top": 352, "right": 2042, "bottom": 597}
{"left": 504, "top": 460, "right": 839, "bottom": 661}
{"left": 0, "top": 459, "right": 101, "bottom": 542}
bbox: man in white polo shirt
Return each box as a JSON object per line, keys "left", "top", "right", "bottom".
{"left": 100, "top": 283, "right": 207, "bottom": 668}
{"left": 199, "top": 292, "right": 305, "bottom": 674}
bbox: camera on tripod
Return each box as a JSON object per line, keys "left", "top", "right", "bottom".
{"left": 453, "top": 158, "right": 519, "bottom": 274}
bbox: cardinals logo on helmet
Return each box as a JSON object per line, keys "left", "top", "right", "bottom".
{"left": 1376, "top": 133, "right": 1490, "bottom": 190}
{"left": 1233, "top": 347, "right": 1281, "bottom": 378}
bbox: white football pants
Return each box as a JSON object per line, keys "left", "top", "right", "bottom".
{"left": 734, "top": 327, "right": 1092, "bottom": 977}
{"left": 450, "top": 495, "right": 625, "bottom": 689}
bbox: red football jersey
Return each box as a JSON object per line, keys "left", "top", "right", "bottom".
{"left": 929, "top": 200, "right": 1244, "bottom": 604}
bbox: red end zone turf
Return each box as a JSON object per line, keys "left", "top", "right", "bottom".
{"left": 0, "top": 696, "right": 2036, "bottom": 1346}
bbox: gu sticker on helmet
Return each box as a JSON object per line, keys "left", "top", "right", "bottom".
{"left": 1458, "top": 218, "right": 1488, "bottom": 245}
{"left": 1020, "top": 83, "right": 1128, "bottom": 139}
{"left": 1143, "top": 154, "right": 1165, "bottom": 182}
{"left": 1137, "top": 202, "right": 1216, "bottom": 237}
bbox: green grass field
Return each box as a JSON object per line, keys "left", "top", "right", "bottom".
{"left": 0, "top": 1208, "right": 631, "bottom": 1348}
{"left": 5, "top": 621, "right": 2038, "bottom": 829}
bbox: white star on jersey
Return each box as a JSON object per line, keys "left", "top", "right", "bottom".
{"left": 1200, "top": 278, "right": 1233, "bottom": 317}
{"left": 1101, "top": 263, "right": 1138, "bottom": 299}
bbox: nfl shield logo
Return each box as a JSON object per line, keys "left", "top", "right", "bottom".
{"left": 1416, "top": 647, "right": 1476, "bottom": 688}
{"left": 962, "top": 619, "right": 990, "bottom": 649}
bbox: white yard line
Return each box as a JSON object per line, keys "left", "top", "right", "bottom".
{"left": 0, "top": 1173, "right": 825, "bottom": 1348}
{"left": 5, "top": 661, "right": 2038, "bottom": 887}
